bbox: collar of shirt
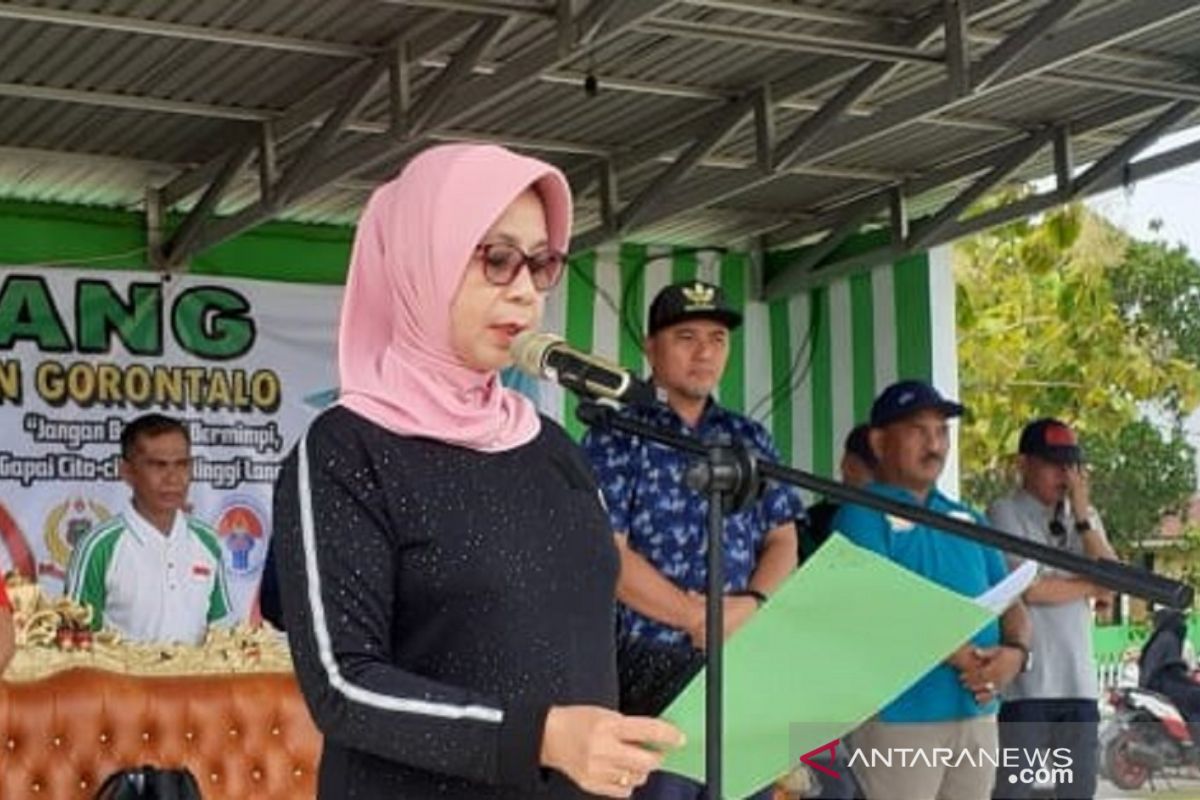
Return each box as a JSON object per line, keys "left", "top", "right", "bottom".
{"left": 867, "top": 481, "right": 953, "bottom": 510}
{"left": 864, "top": 481, "right": 983, "bottom": 530}
{"left": 634, "top": 395, "right": 731, "bottom": 436}
{"left": 1011, "top": 486, "right": 1058, "bottom": 524}
{"left": 123, "top": 504, "right": 186, "bottom": 548}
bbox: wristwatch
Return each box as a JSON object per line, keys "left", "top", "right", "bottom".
{"left": 731, "top": 589, "right": 769, "bottom": 608}
{"left": 1006, "top": 641, "right": 1034, "bottom": 673}
{"left": 1074, "top": 519, "right": 1093, "bottom": 535}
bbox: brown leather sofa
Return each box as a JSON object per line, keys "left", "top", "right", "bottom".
{"left": 0, "top": 668, "right": 321, "bottom": 800}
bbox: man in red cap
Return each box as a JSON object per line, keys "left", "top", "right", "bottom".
{"left": 988, "top": 417, "right": 1118, "bottom": 800}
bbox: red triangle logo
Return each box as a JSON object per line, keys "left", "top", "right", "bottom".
{"left": 799, "top": 738, "right": 841, "bottom": 778}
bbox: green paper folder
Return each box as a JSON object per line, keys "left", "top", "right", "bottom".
{"left": 659, "top": 533, "right": 999, "bottom": 797}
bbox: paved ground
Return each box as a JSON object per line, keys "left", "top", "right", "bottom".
{"left": 1098, "top": 776, "right": 1200, "bottom": 798}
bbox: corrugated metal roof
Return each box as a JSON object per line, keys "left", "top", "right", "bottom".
{"left": 0, "top": 0, "right": 1197, "bottom": 264}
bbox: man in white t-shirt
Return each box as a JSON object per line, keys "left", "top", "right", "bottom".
{"left": 66, "top": 413, "right": 230, "bottom": 645}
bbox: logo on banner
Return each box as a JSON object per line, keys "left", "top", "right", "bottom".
{"left": 42, "top": 495, "right": 112, "bottom": 578}
{"left": 215, "top": 496, "right": 267, "bottom": 578}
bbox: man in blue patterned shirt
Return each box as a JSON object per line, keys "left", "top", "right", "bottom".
{"left": 583, "top": 280, "right": 802, "bottom": 800}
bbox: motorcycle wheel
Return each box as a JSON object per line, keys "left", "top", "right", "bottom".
{"left": 1103, "top": 730, "right": 1150, "bottom": 791}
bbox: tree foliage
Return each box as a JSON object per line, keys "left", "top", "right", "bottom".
{"left": 1110, "top": 236, "right": 1200, "bottom": 411}
{"left": 954, "top": 197, "right": 1200, "bottom": 550}
{"left": 1082, "top": 419, "right": 1196, "bottom": 548}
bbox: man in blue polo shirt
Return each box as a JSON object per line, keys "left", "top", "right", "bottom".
{"left": 584, "top": 280, "right": 802, "bottom": 800}
{"left": 834, "top": 380, "right": 1031, "bottom": 800}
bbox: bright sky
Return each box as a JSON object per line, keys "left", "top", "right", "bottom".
{"left": 1085, "top": 126, "right": 1200, "bottom": 478}
{"left": 1088, "top": 126, "right": 1200, "bottom": 250}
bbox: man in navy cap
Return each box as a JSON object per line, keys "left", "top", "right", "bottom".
{"left": 797, "top": 423, "right": 877, "bottom": 563}
{"left": 989, "top": 418, "right": 1117, "bottom": 800}
{"left": 834, "top": 380, "right": 1031, "bottom": 800}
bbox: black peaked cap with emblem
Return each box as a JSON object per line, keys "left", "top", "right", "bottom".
{"left": 647, "top": 280, "right": 743, "bottom": 336}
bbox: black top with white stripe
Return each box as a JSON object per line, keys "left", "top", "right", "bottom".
{"left": 271, "top": 406, "right": 620, "bottom": 799}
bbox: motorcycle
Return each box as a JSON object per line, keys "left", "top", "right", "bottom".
{"left": 1100, "top": 685, "right": 1200, "bottom": 790}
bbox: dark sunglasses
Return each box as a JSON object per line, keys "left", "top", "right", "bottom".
{"left": 475, "top": 243, "right": 566, "bottom": 291}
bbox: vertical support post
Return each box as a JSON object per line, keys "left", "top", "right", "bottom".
{"left": 259, "top": 120, "right": 278, "bottom": 211}
{"left": 944, "top": 0, "right": 971, "bottom": 96}
{"left": 145, "top": 187, "right": 165, "bottom": 272}
{"left": 890, "top": 187, "right": 908, "bottom": 246}
{"left": 755, "top": 83, "right": 775, "bottom": 173}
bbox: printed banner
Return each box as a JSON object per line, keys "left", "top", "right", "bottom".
{"left": 0, "top": 267, "right": 342, "bottom": 620}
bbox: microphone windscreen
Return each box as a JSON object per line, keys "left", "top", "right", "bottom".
{"left": 511, "top": 331, "right": 563, "bottom": 379}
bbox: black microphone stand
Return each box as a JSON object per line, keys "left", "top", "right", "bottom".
{"left": 576, "top": 400, "right": 1193, "bottom": 800}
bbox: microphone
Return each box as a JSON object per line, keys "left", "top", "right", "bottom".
{"left": 1049, "top": 500, "right": 1067, "bottom": 540}
{"left": 511, "top": 331, "right": 657, "bottom": 406}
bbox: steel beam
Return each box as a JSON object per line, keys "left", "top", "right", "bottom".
{"left": 4, "top": 66, "right": 1080, "bottom": 130}
{"left": 380, "top": 0, "right": 554, "bottom": 18}
{"left": 759, "top": 94, "right": 1166, "bottom": 249}
{"left": 157, "top": 13, "right": 462, "bottom": 207}
{"left": 764, "top": 127, "right": 1050, "bottom": 298}
{"left": 0, "top": 81, "right": 264, "bottom": 121}
{"left": 145, "top": 188, "right": 165, "bottom": 271}
{"left": 1053, "top": 125, "right": 1073, "bottom": 199}
{"left": 598, "top": 160, "right": 619, "bottom": 233}
{"left": 763, "top": 119, "right": 1200, "bottom": 296}
{"left": 754, "top": 85, "right": 775, "bottom": 172}
{"left": 1072, "top": 100, "right": 1197, "bottom": 195}
{"left": 817, "top": 1, "right": 1198, "bottom": 167}
{"left": 635, "top": 17, "right": 943, "bottom": 65}
{"left": 576, "top": 0, "right": 1200, "bottom": 248}
{"left": 943, "top": 0, "right": 970, "bottom": 97}
{"left": 680, "top": 0, "right": 1198, "bottom": 75}
{"left": 0, "top": 2, "right": 366, "bottom": 57}
{"left": 389, "top": 43, "right": 414, "bottom": 135}
{"left": 572, "top": 1, "right": 985, "bottom": 196}
{"left": 906, "top": 126, "right": 1052, "bottom": 251}
{"left": 889, "top": 187, "right": 908, "bottom": 245}
{"left": 679, "top": 0, "right": 905, "bottom": 29}
{"left": 175, "top": 0, "right": 676, "bottom": 261}
{"left": 405, "top": 17, "right": 507, "bottom": 135}
{"left": 782, "top": 201, "right": 881, "bottom": 277}
{"left": 988, "top": 1, "right": 1198, "bottom": 87}
{"left": 616, "top": 91, "right": 759, "bottom": 233}
{"left": 1034, "top": 71, "right": 1200, "bottom": 104}
{"left": 770, "top": 5, "right": 945, "bottom": 172}
{"left": 160, "top": 141, "right": 256, "bottom": 269}
{"left": 971, "top": 0, "right": 1081, "bottom": 90}
{"left": 272, "top": 55, "right": 393, "bottom": 207}
{"left": 676, "top": 0, "right": 1198, "bottom": 74}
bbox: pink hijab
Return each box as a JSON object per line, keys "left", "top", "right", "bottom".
{"left": 337, "top": 143, "right": 572, "bottom": 452}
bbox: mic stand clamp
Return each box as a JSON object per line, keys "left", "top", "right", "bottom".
{"left": 685, "top": 435, "right": 761, "bottom": 514}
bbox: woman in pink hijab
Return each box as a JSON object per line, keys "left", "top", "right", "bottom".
{"left": 269, "top": 143, "right": 683, "bottom": 800}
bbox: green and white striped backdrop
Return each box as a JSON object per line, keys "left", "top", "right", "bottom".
{"left": 540, "top": 243, "right": 961, "bottom": 495}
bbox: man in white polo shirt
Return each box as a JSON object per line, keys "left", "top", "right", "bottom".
{"left": 67, "top": 413, "right": 230, "bottom": 645}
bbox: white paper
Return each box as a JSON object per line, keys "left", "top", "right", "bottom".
{"left": 975, "top": 560, "right": 1038, "bottom": 613}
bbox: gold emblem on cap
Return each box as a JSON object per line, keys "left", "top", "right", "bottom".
{"left": 681, "top": 281, "right": 716, "bottom": 310}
